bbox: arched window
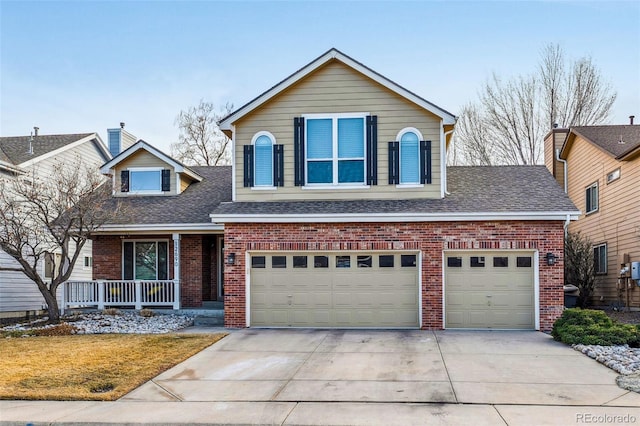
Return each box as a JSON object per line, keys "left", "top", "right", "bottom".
{"left": 397, "top": 128, "right": 423, "bottom": 184}
{"left": 253, "top": 132, "right": 274, "bottom": 186}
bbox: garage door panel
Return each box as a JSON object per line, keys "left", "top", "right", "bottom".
{"left": 250, "top": 251, "right": 419, "bottom": 327}
{"left": 445, "top": 251, "right": 535, "bottom": 329}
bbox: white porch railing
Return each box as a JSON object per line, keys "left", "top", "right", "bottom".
{"left": 62, "top": 280, "right": 180, "bottom": 312}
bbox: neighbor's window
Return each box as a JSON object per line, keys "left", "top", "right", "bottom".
{"left": 253, "top": 132, "right": 274, "bottom": 187}
{"left": 306, "top": 114, "right": 366, "bottom": 185}
{"left": 606, "top": 168, "right": 620, "bottom": 184}
{"left": 123, "top": 241, "right": 168, "bottom": 280}
{"left": 84, "top": 256, "right": 93, "bottom": 268}
{"left": 593, "top": 244, "right": 607, "bottom": 275}
{"left": 585, "top": 181, "right": 599, "bottom": 214}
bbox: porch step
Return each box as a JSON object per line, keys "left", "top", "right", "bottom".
{"left": 194, "top": 315, "right": 224, "bottom": 326}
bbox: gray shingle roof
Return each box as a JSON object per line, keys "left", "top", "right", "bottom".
{"left": 100, "top": 165, "right": 577, "bottom": 228}
{"left": 0, "top": 133, "right": 94, "bottom": 165}
{"left": 571, "top": 125, "right": 640, "bottom": 158}
{"left": 208, "top": 166, "right": 578, "bottom": 217}
{"left": 102, "top": 166, "right": 232, "bottom": 225}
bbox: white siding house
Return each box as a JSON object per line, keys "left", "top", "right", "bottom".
{"left": 0, "top": 131, "right": 113, "bottom": 319}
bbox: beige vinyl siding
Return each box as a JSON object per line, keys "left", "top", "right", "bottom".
{"left": 114, "top": 150, "right": 177, "bottom": 196}
{"left": 566, "top": 136, "right": 640, "bottom": 306}
{"left": 0, "top": 250, "right": 47, "bottom": 312}
{"left": 234, "top": 60, "right": 442, "bottom": 201}
{"left": 28, "top": 140, "right": 106, "bottom": 181}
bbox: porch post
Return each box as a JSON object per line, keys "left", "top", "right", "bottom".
{"left": 173, "top": 233, "right": 181, "bottom": 309}
{"left": 97, "top": 280, "right": 105, "bottom": 310}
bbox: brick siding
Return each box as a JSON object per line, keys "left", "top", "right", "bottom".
{"left": 224, "top": 221, "right": 565, "bottom": 331}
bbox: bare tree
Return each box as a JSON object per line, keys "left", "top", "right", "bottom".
{"left": 564, "top": 231, "right": 596, "bottom": 308}
{"left": 0, "top": 159, "right": 121, "bottom": 323}
{"left": 171, "top": 100, "right": 233, "bottom": 166}
{"left": 453, "top": 43, "right": 617, "bottom": 165}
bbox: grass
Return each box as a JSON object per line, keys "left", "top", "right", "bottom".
{"left": 0, "top": 333, "right": 226, "bottom": 401}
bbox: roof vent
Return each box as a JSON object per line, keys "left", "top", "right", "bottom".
{"left": 33, "top": 126, "right": 39, "bottom": 137}
{"left": 28, "top": 132, "right": 34, "bottom": 155}
{"left": 120, "top": 122, "right": 125, "bottom": 129}
{"left": 553, "top": 123, "right": 558, "bottom": 129}
{"left": 618, "top": 135, "right": 625, "bottom": 144}
{"left": 630, "top": 115, "right": 635, "bottom": 125}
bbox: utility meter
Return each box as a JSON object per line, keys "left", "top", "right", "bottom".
{"left": 632, "top": 262, "right": 640, "bottom": 281}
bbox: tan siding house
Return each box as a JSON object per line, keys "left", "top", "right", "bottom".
{"left": 546, "top": 124, "right": 640, "bottom": 307}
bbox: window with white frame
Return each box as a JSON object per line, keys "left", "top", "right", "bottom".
{"left": 585, "top": 181, "right": 598, "bottom": 214}
{"left": 130, "top": 168, "right": 162, "bottom": 192}
{"left": 593, "top": 243, "right": 607, "bottom": 275}
{"left": 606, "top": 168, "right": 620, "bottom": 184}
{"left": 397, "top": 128, "right": 422, "bottom": 184}
{"left": 253, "top": 132, "right": 274, "bottom": 187}
{"left": 84, "top": 256, "right": 92, "bottom": 268}
{"left": 305, "top": 114, "right": 366, "bottom": 185}
{"left": 123, "top": 241, "right": 169, "bottom": 280}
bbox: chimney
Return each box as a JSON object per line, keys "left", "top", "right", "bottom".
{"left": 33, "top": 126, "right": 39, "bottom": 137}
{"left": 630, "top": 115, "right": 635, "bottom": 125}
{"left": 107, "top": 123, "right": 137, "bottom": 157}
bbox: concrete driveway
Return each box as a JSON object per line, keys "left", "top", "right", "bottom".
{"left": 4, "top": 329, "right": 640, "bottom": 425}
{"left": 124, "top": 329, "right": 638, "bottom": 407}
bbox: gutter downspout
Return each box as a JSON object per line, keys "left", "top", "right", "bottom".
{"left": 556, "top": 148, "right": 568, "bottom": 193}
{"left": 564, "top": 214, "right": 571, "bottom": 237}
{"left": 443, "top": 128, "right": 455, "bottom": 196}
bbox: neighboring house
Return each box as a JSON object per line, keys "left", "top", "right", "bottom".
{"left": 0, "top": 130, "right": 115, "bottom": 319}
{"left": 91, "top": 48, "right": 579, "bottom": 331}
{"left": 545, "top": 121, "right": 640, "bottom": 307}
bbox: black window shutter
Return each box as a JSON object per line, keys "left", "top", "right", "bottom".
{"left": 243, "top": 145, "right": 254, "bottom": 187}
{"left": 120, "top": 170, "right": 130, "bottom": 192}
{"left": 366, "top": 115, "right": 378, "bottom": 185}
{"left": 161, "top": 169, "right": 171, "bottom": 191}
{"left": 388, "top": 141, "right": 399, "bottom": 184}
{"left": 273, "top": 144, "right": 284, "bottom": 187}
{"left": 123, "top": 242, "right": 134, "bottom": 280}
{"left": 294, "top": 117, "right": 305, "bottom": 186}
{"left": 420, "top": 140, "right": 432, "bottom": 184}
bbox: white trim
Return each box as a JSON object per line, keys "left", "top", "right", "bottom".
{"left": 534, "top": 250, "right": 540, "bottom": 330}
{"left": 210, "top": 211, "right": 581, "bottom": 223}
{"left": 19, "top": 133, "right": 109, "bottom": 168}
{"left": 395, "top": 184, "right": 424, "bottom": 189}
{"left": 0, "top": 160, "right": 25, "bottom": 174}
{"left": 251, "top": 131, "right": 276, "bottom": 187}
{"left": 440, "top": 122, "right": 446, "bottom": 198}
{"left": 218, "top": 48, "right": 456, "bottom": 131}
{"left": 95, "top": 223, "right": 224, "bottom": 233}
{"left": 245, "top": 250, "right": 251, "bottom": 327}
{"left": 100, "top": 140, "right": 203, "bottom": 182}
{"left": 302, "top": 185, "right": 370, "bottom": 190}
{"left": 395, "top": 127, "right": 423, "bottom": 142}
{"left": 418, "top": 250, "right": 423, "bottom": 328}
{"left": 251, "top": 186, "right": 278, "bottom": 191}
{"left": 217, "top": 236, "right": 224, "bottom": 301}
{"left": 231, "top": 124, "right": 237, "bottom": 202}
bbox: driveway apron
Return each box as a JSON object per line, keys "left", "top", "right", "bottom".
{"left": 122, "top": 328, "right": 640, "bottom": 407}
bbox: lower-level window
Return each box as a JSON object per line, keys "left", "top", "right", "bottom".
{"left": 123, "top": 241, "right": 168, "bottom": 280}
{"left": 593, "top": 243, "right": 607, "bottom": 275}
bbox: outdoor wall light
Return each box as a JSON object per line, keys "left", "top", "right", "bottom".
{"left": 545, "top": 252, "right": 558, "bottom": 266}
{"left": 226, "top": 252, "right": 236, "bottom": 265}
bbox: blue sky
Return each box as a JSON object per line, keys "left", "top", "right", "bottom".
{"left": 1, "top": 1, "right": 639, "bottom": 152}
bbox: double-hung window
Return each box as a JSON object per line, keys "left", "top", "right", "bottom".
{"left": 123, "top": 241, "right": 169, "bottom": 280}
{"left": 585, "top": 181, "right": 599, "bottom": 214}
{"left": 593, "top": 243, "right": 607, "bottom": 275}
{"left": 305, "top": 114, "right": 366, "bottom": 185}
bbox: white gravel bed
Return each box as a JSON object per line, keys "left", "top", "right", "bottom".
{"left": 2, "top": 311, "right": 194, "bottom": 335}
{"left": 573, "top": 344, "right": 640, "bottom": 375}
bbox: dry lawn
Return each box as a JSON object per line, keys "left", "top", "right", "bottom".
{"left": 0, "top": 333, "right": 226, "bottom": 401}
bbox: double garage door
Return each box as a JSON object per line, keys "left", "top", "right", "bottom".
{"left": 250, "top": 252, "right": 419, "bottom": 328}
{"left": 445, "top": 251, "right": 535, "bottom": 329}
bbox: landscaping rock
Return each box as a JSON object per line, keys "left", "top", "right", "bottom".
{"left": 617, "top": 373, "right": 640, "bottom": 393}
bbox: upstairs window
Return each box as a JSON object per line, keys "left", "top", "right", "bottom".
{"left": 121, "top": 168, "right": 170, "bottom": 194}
{"left": 305, "top": 114, "right": 366, "bottom": 185}
{"left": 585, "top": 181, "right": 598, "bottom": 214}
{"left": 398, "top": 128, "right": 421, "bottom": 184}
{"left": 254, "top": 132, "right": 274, "bottom": 187}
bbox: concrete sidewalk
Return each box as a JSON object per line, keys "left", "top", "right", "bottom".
{"left": 2, "top": 329, "right": 640, "bottom": 425}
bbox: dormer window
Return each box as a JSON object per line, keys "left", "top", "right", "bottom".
{"left": 121, "top": 167, "right": 171, "bottom": 194}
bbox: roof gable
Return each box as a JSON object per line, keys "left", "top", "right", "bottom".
{"left": 561, "top": 125, "right": 640, "bottom": 160}
{"left": 0, "top": 133, "right": 108, "bottom": 166}
{"left": 100, "top": 139, "right": 203, "bottom": 182}
{"left": 218, "top": 48, "right": 456, "bottom": 133}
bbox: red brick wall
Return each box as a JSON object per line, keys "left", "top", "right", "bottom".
{"left": 224, "top": 221, "right": 565, "bottom": 331}
{"left": 180, "top": 235, "right": 203, "bottom": 308}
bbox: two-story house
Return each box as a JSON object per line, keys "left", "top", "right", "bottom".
{"left": 90, "top": 49, "right": 579, "bottom": 331}
{"left": 0, "top": 130, "right": 113, "bottom": 319}
{"left": 545, "top": 121, "right": 640, "bottom": 307}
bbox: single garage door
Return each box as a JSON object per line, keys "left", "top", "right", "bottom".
{"left": 250, "top": 252, "right": 419, "bottom": 327}
{"left": 445, "top": 251, "right": 535, "bottom": 329}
